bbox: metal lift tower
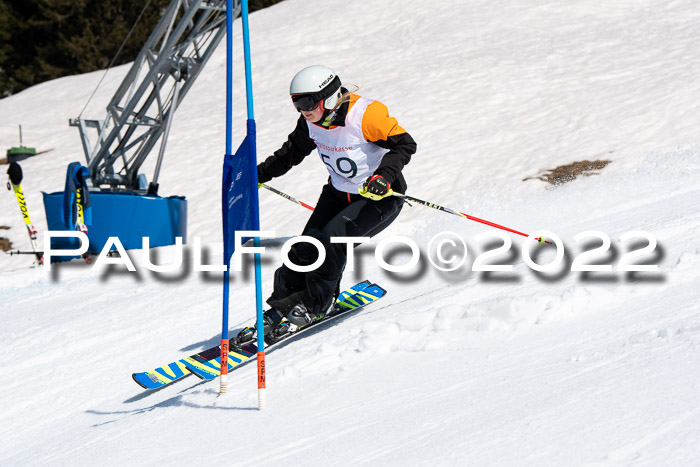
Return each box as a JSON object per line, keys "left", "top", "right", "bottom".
{"left": 43, "top": 0, "right": 241, "bottom": 257}
{"left": 70, "top": 0, "right": 240, "bottom": 193}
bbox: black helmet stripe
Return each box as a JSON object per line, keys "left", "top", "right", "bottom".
{"left": 292, "top": 75, "right": 341, "bottom": 102}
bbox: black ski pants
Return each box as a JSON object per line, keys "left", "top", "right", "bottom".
{"left": 268, "top": 183, "right": 403, "bottom": 316}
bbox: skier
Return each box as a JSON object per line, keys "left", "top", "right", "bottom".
{"left": 237, "top": 65, "right": 416, "bottom": 343}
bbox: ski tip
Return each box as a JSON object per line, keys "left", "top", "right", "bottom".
{"left": 364, "top": 283, "right": 387, "bottom": 298}
{"left": 132, "top": 373, "right": 149, "bottom": 389}
{"left": 132, "top": 372, "right": 163, "bottom": 390}
{"left": 349, "top": 280, "right": 386, "bottom": 298}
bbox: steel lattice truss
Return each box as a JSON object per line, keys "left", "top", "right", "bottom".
{"left": 71, "top": 0, "right": 240, "bottom": 192}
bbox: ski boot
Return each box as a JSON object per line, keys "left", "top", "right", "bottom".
{"left": 286, "top": 295, "right": 341, "bottom": 327}
{"left": 235, "top": 309, "right": 286, "bottom": 345}
{"left": 264, "top": 317, "right": 295, "bottom": 344}
{"left": 288, "top": 301, "right": 331, "bottom": 327}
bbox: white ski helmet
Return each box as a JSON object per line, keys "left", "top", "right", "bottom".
{"left": 289, "top": 65, "right": 343, "bottom": 112}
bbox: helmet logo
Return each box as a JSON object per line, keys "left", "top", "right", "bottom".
{"left": 319, "top": 74, "right": 335, "bottom": 89}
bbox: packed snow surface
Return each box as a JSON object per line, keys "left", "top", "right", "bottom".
{"left": 1, "top": 0, "right": 699, "bottom": 465}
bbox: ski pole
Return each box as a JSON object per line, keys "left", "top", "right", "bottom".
{"left": 390, "top": 191, "right": 550, "bottom": 244}
{"left": 259, "top": 183, "right": 315, "bottom": 211}
{"left": 261, "top": 183, "right": 547, "bottom": 244}
{"left": 6, "top": 162, "right": 44, "bottom": 264}
{"left": 7, "top": 250, "right": 43, "bottom": 256}
{"left": 7, "top": 250, "right": 116, "bottom": 257}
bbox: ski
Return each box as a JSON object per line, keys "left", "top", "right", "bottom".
{"left": 184, "top": 282, "right": 386, "bottom": 381}
{"left": 132, "top": 280, "right": 380, "bottom": 390}
{"left": 6, "top": 162, "right": 43, "bottom": 265}
{"left": 132, "top": 345, "right": 255, "bottom": 390}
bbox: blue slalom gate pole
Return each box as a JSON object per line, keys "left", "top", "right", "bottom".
{"left": 240, "top": 0, "right": 267, "bottom": 410}
{"left": 219, "top": 0, "right": 236, "bottom": 395}
{"left": 220, "top": 0, "right": 265, "bottom": 407}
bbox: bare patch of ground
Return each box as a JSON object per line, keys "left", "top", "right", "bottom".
{"left": 0, "top": 226, "right": 11, "bottom": 252}
{"left": 524, "top": 159, "right": 612, "bottom": 186}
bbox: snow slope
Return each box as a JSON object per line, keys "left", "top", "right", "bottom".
{"left": 1, "top": 0, "right": 700, "bottom": 465}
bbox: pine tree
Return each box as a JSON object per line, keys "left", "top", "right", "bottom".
{"left": 0, "top": 0, "right": 286, "bottom": 97}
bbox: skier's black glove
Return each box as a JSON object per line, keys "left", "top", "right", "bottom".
{"left": 359, "top": 174, "right": 392, "bottom": 201}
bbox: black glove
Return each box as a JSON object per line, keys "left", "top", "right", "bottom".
{"left": 363, "top": 174, "right": 390, "bottom": 196}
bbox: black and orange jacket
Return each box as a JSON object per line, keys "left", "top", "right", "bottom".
{"left": 257, "top": 92, "right": 417, "bottom": 194}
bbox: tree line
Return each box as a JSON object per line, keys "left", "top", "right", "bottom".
{"left": 0, "top": 0, "right": 284, "bottom": 97}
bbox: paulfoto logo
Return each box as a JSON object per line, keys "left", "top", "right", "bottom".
{"left": 42, "top": 230, "right": 661, "bottom": 276}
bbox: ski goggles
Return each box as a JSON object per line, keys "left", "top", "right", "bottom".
{"left": 291, "top": 94, "right": 321, "bottom": 112}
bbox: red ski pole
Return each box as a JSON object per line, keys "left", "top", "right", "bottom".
{"left": 259, "top": 183, "right": 315, "bottom": 211}
{"left": 261, "top": 183, "right": 548, "bottom": 244}
{"left": 391, "top": 192, "right": 550, "bottom": 244}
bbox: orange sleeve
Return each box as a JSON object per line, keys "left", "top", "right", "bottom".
{"left": 361, "top": 100, "right": 407, "bottom": 142}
